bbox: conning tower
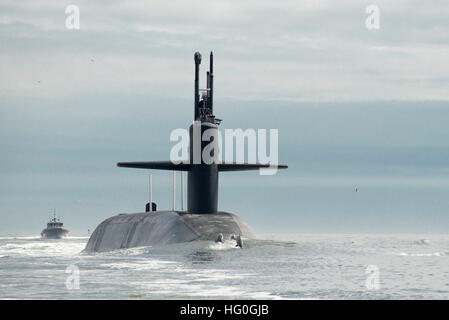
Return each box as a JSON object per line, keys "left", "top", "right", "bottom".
{"left": 117, "top": 51, "right": 287, "bottom": 214}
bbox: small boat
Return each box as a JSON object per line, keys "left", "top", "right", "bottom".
{"left": 41, "top": 210, "right": 70, "bottom": 239}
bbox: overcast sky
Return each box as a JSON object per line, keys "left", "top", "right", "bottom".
{"left": 1, "top": 1, "right": 449, "bottom": 235}
{"left": 1, "top": 0, "right": 449, "bottom": 101}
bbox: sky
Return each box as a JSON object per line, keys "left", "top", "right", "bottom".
{"left": 1, "top": 0, "right": 449, "bottom": 235}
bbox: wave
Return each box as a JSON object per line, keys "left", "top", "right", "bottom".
{"left": 414, "top": 239, "right": 431, "bottom": 245}
{"left": 209, "top": 240, "right": 241, "bottom": 251}
{"left": 0, "top": 236, "right": 41, "bottom": 240}
{"left": 395, "top": 252, "right": 445, "bottom": 257}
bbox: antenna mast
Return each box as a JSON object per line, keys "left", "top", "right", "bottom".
{"left": 172, "top": 171, "right": 176, "bottom": 211}
{"left": 209, "top": 51, "right": 213, "bottom": 113}
{"left": 180, "top": 172, "right": 184, "bottom": 211}
{"left": 194, "top": 52, "right": 202, "bottom": 120}
{"left": 149, "top": 174, "right": 153, "bottom": 212}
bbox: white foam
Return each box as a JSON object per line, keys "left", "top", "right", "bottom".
{"left": 100, "top": 260, "right": 176, "bottom": 271}
{"left": 0, "top": 236, "right": 41, "bottom": 240}
{"left": 209, "top": 240, "right": 240, "bottom": 250}
{"left": 0, "top": 240, "right": 86, "bottom": 258}
{"left": 395, "top": 252, "right": 444, "bottom": 257}
{"left": 414, "top": 239, "right": 431, "bottom": 245}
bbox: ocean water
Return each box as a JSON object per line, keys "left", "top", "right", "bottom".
{"left": 1, "top": 234, "right": 449, "bottom": 299}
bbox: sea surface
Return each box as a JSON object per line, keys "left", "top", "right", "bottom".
{"left": 1, "top": 234, "right": 449, "bottom": 299}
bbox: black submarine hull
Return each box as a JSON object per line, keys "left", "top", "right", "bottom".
{"left": 84, "top": 211, "right": 256, "bottom": 252}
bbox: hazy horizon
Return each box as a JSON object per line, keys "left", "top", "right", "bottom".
{"left": 1, "top": 98, "right": 449, "bottom": 235}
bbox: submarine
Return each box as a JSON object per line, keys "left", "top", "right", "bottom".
{"left": 84, "top": 52, "right": 287, "bottom": 252}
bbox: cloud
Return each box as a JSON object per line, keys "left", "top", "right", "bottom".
{"left": 1, "top": 0, "right": 449, "bottom": 101}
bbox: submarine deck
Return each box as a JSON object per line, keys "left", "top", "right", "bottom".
{"left": 84, "top": 211, "right": 256, "bottom": 252}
